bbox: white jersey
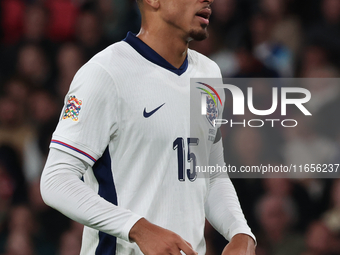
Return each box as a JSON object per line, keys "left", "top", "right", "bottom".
{"left": 47, "top": 32, "right": 254, "bottom": 255}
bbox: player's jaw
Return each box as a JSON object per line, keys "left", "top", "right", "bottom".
{"left": 189, "top": 6, "right": 212, "bottom": 41}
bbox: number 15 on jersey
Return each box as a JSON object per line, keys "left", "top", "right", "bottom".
{"left": 173, "top": 138, "right": 199, "bottom": 182}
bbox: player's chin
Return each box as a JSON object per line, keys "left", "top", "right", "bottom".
{"left": 189, "top": 27, "right": 209, "bottom": 41}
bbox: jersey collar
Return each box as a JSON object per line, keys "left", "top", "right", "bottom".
{"left": 123, "top": 32, "right": 188, "bottom": 76}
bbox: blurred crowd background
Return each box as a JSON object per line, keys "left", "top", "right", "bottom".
{"left": 0, "top": 0, "right": 339, "bottom": 254}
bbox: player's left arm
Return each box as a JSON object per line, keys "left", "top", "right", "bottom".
{"left": 203, "top": 64, "right": 256, "bottom": 254}
{"left": 204, "top": 134, "right": 256, "bottom": 254}
{"left": 204, "top": 136, "right": 256, "bottom": 255}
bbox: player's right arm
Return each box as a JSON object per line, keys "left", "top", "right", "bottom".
{"left": 40, "top": 62, "right": 197, "bottom": 255}
{"left": 41, "top": 147, "right": 143, "bottom": 242}
{"left": 41, "top": 148, "right": 197, "bottom": 255}
{"left": 40, "top": 62, "right": 143, "bottom": 242}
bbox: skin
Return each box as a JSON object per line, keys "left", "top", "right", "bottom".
{"left": 137, "top": 0, "right": 213, "bottom": 68}
{"left": 130, "top": 1, "right": 256, "bottom": 254}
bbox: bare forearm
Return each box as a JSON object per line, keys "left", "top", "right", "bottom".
{"left": 129, "top": 218, "right": 197, "bottom": 255}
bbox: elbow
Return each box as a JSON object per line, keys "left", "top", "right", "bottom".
{"left": 40, "top": 169, "right": 50, "bottom": 206}
{"left": 40, "top": 167, "right": 55, "bottom": 208}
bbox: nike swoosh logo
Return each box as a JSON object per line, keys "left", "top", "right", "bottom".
{"left": 143, "top": 103, "right": 165, "bottom": 118}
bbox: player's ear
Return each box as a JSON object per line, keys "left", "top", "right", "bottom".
{"left": 144, "top": 0, "right": 160, "bottom": 9}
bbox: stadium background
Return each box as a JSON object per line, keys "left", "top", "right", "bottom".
{"left": 0, "top": 0, "right": 340, "bottom": 254}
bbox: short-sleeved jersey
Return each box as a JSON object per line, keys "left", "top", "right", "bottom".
{"left": 51, "top": 32, "right": 224, "bottom": 255}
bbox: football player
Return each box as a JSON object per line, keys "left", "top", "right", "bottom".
{"left": 40, "top": 0, "right": 256, "bottom": 254}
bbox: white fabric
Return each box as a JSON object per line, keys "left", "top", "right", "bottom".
{"left": 41, "top": 39, "right": 255, "bottom": 255}
{"left": 41, "top": 148, "right": 142, "bottom": 243}
{"left": 205, "top": 139, "right": 256, "bottom": 242}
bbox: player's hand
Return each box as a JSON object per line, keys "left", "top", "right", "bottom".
{"left": 221, "top": 234, "right": 256, "bottom": 255}
{"left": 129, "top": 218, "right": 198, "bottom": 255}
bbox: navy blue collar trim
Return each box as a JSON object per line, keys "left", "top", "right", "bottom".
{"left": 123, "top": 32, "right": 188, "bottom": 76}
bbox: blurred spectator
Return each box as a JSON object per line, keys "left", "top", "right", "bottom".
{"left": 75, "top": 10, "right": 111, "bottom": 61}
{"left": 23, "top": 89, "right": 60, "bottom": 184}
{"left": 16, "top": 44, "right": 52, "bottom": 89}
{"left": 302, "top": 221, "right": 337, "bottom": 255}
{"left": 29, "top": 180, "right": 47, "bottom": 214}
{"left": 255, "top": 194, "right": 304, "bottom": 255}
{"left": 290, "top": 0, "right": 320, "bottom": 28}
{"left": 282, "top": 114, "right": 337, "bottom": 168}
{"left": 59, "top": 231, "right": 81, "bottom": 255}
{"left": 306, "top": 0, "right": 340, "bottom": 66}
{"left": 297, "top": 178, "right": 332, "bottom": 224}
{"left": 98, "top": 0, "right": 138, "bottom": 42}
{"left": 8, "top": 206, "right": 35, "bottom": 235}
{"left": 2, "top": 231, "right": 34, "bottom": 255}
{"left": 2, "top": 77, "right": 30, "bottom": 107}
{"left": 0, "top": 164, "right": 14, "bottom": 236}
{"left": 190, "top": 27, "right": 239, "bottom": 77}
{"left": 0, "top": 146, "right": 28, "bottom": 253}
{"left": 297, "top": 45, "right": 330, "bottom": 77}
{"left": 0, "top": 97, "right": 34, "bottom": 158}
{"left": 210, "top": 0, "right": 248, "bottom": 50}
{"left": 1, "top": 4, "right": 57, "bottom": 82}
{"left": 45, "top": 0, "right": 79, "bottom": 42}
{"left": 56, "top": 43, "right": 85, "bottom": 98}
{"left": 251, "top": 13, "right": 294, "bottom": 77}
{"left": 282, "top": 111, "right": 336, "bottom": 221}
{"left": 1, "top": 0, "right": 25, "bottom": 45}
{"left": 20, "top": 89, "right": 70, "bottom": 247}
{"left": 302, "top": 68, "right": 339, "bottom": 113}
{"left": 260, "top": 0, "right": 302, "bottom": 55}
{"left": 231, "top": 127, "right": 265, "bottom": 167}
{"left": 28, "top": 89, "right": 60, "bottom": 128}
{"left": 1, "top": 206, "right": 56, "bottom": 255}
{"left": 323, "top": 179, "right": 340, "bottom": 235}
{"left": 0, "top": 146, "right": 27, "bottom": 205}
{"left": 314, "top": 87, "right": 340, "bottom": 141}
{"left": 262, "top": 178, "right": 314, "bottom": 231}
{"left": 232, "top": 38, "right": 279, "bottom": 77}
{"left": 223, "top": 127, "right": 267, "bottom": 229}
{"left": 22, "top": 4, "right": 47, "bottom": 43}
{"left": 21, "top": 4, "right": 58, "bottom": 66}
{"left": 58, "top": 223, "right": 82, "bottom": 255}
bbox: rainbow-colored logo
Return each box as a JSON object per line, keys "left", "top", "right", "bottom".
{"left": 197, "top": 82, "right": 222, "bottom": 126}
{"left": 196, "top": 82, "right": 223, "bottom": 107}
{"left": 63, "top": 95, "right": 82, "bottom": 121}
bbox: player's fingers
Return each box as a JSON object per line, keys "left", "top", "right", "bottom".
{"left": 177, "top": 240, "right": 197, "bottom": 255}
{"left": 185, "top": 241, "right": 193, "bottom": 249}
{"left": 169, "top": 248, "right": 183, "bottom": 255}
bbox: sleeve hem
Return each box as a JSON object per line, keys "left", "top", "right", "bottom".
{"left": 120, "top": 214, "right": 144, "bottom": 243}
{"left": 50, "top": 135, "right": 100, "bottom": 166}
{"left": 228, "top": 227, "right": 257, "bottom": 246}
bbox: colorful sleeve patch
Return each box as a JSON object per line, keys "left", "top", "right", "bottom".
{"left": 63, "top": 95, "right": 83, "bottom": 121}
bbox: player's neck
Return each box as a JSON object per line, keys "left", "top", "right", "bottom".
{"left": 137, "top": 27, "right": 188, "bottom": 69}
